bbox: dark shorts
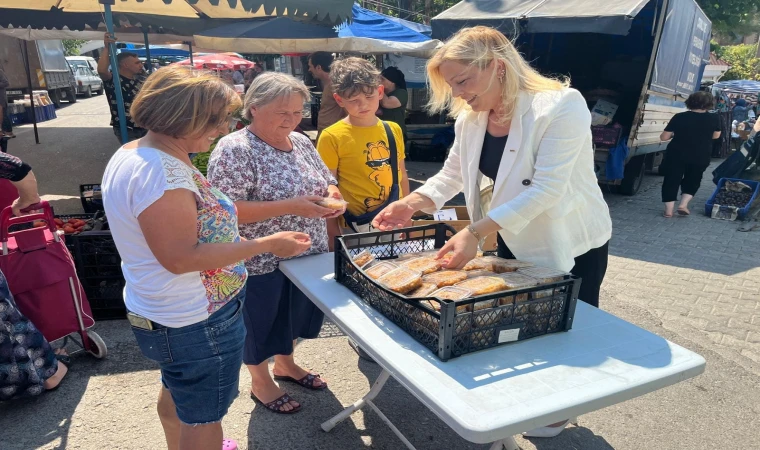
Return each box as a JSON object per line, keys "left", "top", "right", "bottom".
{"left": 243, "top": 270, "right": 324, "bottom": 365}
{"left": 130, "top": 290, "right": 246, "bottom": 425}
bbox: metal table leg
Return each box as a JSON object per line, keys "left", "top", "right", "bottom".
{"left": 321, "top": 369, "right": 416, "bottom": 450}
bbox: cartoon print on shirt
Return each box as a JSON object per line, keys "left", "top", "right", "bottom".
{"left": 364, "top": 140, "right": 392, "bottom": 211}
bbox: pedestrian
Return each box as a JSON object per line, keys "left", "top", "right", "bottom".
{"left": 378, "top": 66, "right": 409, "bottom": 142}
{"left": 97, "top": 33, "right": 147, "bottom": 144}
{"left": 232, "top": 69, "right": 244, "bottom": 86}
{"left": 208, "top": 72, "right": 343, "bottom": 414}
{"left": 0, "top": 67, "right": 15, "bottom": 139}
{"left": 0, "top": 153, "right": 69, "bottom": 401}
{"left": 101, "top": 66, "right": 311, "bottom": 450}
{"left": 659, "top": 91, "right": 721, "bottom": 217}
{"left": 308, "top": 52, "right": 346, "bottom": 138}
{"left": 244, "top": 63, "right": 263, "bottom": 91}
{"left": 732, "top": 98, "right": 749, "bottom": 123}
{"left": 716, "top": 96, "right": 728, "bottom": 112}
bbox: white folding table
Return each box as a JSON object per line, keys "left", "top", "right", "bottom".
{"left": 280, "top": 253, "right": 706, "bottom": 450}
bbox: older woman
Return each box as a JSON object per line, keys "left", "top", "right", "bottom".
{"left": 102, "top": 66, "right": 311, "bottom": 450}
{"left": 372, "top": 26, "right": 612, "bottom": 437}
{"left": 208, "top": 72, "right": 344, "bottom": 414}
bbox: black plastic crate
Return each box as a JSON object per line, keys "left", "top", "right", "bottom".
{"left": 67, "top": 231, "right": 126, "bottom": 320}
{"left": 79, "top": 183, "right": 103, "bottom": 213}
{"left": 54, "top": 213, "right": 95, "bottom": 255}
{"left": 335, "top": 224, "right": 580, "bottom": 361}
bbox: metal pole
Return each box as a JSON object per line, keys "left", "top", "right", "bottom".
{"left": 188, "top": 41, "right": 194, "bottom": 66}
{"left": 20, "top": 40, "right": 39, "bottom": 144}
{"left": 100, "top": 0, "right": 128, "bottom": 144}
{"left": 143, "top": 30, "right": 152, "bottom": 74}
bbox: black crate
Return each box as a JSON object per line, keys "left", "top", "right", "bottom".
{"left": 335, "top": 224, "right": 580, "bottom": 361}
{"left": 55, "top": 213, "right": 95, "bottom": 255}
{"left": 67, "top": 231, "right": 126, "bottom": 320}
{"left": 79, "top": 183, "right": 103, "bottom": 213}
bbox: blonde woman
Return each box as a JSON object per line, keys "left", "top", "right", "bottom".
{"left": 373, "top": 26, "right": 611, "bottom": 435}
{"left": 102, "top": 66, "right": 311, "bottom": 450}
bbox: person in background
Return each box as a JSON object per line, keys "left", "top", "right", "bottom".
{"left": 98, "top": 33, "right": 147, "bottom": 144}
{"left": 308, "top": 52, "right": 346, "bottom": 137}
{"left": 0, "top": 153, "right": 69, "bottom": 400}
{"left": 232, "top": 69, "right": 245, "bottom": 86}
{"left": 378, "top": 66, "right": 409, "bottom": 142}
{"left": 715, "top": 96, "right": 728, "bottom": 112}
{"left": 732, "top": 98, "right": 749, "bottom": 123}
{"left": 659, "top": 91, "right": 721, "bottom": 217}
{"left": 0, "top": 67, "right": 14, "bottom": 139}
{"left": 208, "top": 72, "right": 342, "bottom": 414}
{"left": 102, "top": 66, "right": 311, "bottom": 450}
{"left": 244, "top": 64, "right": 263, "bottom": 91}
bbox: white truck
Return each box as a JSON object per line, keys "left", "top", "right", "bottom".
{"left": 0, "top": 36, "right": 77, "bottom": 107}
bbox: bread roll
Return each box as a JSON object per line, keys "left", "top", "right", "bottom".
{"left": 401, "top": 257, "right": 442, "bottom": 275}
{"left": 422, "top": 270, "right": 468, "bottom": 287}
{"left": 406, "top": 282, "right": 438, "bottom": 298}
{"left": 454, "top": 277, "right": 509, "bottom": 296}
{"left": 316, "top": 197, "right": 348, "bottom": 210}
{"left": 364, "top": 261, "right": 398, "bottom": 280}
{"left": 377, "top": 267, "right": 423, "bottom": 294}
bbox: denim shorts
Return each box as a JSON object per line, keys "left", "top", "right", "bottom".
{"left": 130, "top": 290, "right": 246, "bottom": 425}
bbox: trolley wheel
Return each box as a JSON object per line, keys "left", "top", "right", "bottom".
{"left": 86, "top": 331, "right": 108, "bottom": 359}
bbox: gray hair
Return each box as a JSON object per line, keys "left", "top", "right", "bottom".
{"left": 243, "top": 72, "right": 311, "bottom": 121}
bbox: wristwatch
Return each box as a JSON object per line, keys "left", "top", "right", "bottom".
{"left": 466, "top": 224, "right": 481, "bottom": 241}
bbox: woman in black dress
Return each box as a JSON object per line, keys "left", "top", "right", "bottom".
{"left": 660, "top": 92, "right": 722, "bottom": 217}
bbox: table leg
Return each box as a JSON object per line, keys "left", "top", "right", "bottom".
{"left": 321, "top": 369, "right": 391, "bottom": 432}
{"left": 489, "top": 436, "right": 519, "bottom": 450}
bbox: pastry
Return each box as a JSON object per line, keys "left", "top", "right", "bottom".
{"left": 463, "top": 256, "right": 530, "bottom": 273}
{"left": 422, "top": 270, "right": 468, "bottom": 287}
{"left": 465, "top": 269, "right": 497, "bottom": 279}
{"left": 364, "top": 261, "right": 398, "bottom": 280}
{"left": 518, "top": 266, "right": 567, "bottom": 299}
{"left": 495, "top": 272, "right": 539, "bottom": 303}
{"left": 377, "top": 267, "right": 423, "bottom": 294}
{"left": 431, "top": 286, "right": 472, "bottom": 301}
{"left": 316, "top": 197, "right": 348, "bottom": 210}
{"left": 454, "top": 276, "right": 509, "bottom": 296}
{"left": 401, "top": 257, "right": 443, "bottom": 275}
{"left": 406, "top": 282, "right": 438, "bottom": 298}
{"left": 352, "top": 250, "right": 375, "bottom": 268}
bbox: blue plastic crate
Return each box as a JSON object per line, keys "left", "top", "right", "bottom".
{"left": 705, "top": 178, "right": 760, "bottom": 220}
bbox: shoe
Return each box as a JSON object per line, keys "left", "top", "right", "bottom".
{"left": 222, "top": 439, "right": 237, "bottom": 450}
{"left": 522, "top": 417, "right": 576, "bottom": 438}
{"left": 250, "top": 392, "right": 302, "bottom": 414}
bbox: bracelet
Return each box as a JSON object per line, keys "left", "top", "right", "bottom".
{"left": 466, "top": 224, "right": 481, "bottom": 241}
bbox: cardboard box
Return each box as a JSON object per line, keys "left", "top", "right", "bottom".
{"left": 412, "top": 206, "right": 498, "bottom": 251}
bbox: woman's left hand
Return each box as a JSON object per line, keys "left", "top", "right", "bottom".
{"left": 435, "top": 228, "right": 479, "bottom": 269}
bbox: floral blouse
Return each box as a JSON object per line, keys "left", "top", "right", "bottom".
{"left": 207, "top": 129, "right": 337, "bottom": 275}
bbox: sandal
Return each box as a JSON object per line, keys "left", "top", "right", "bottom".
{"left": 274, "top": 372, "right": 328, "bottom": 390}
{"left": 677, "top": 207, "right": 690, "bottom": 216}
{"left": 250, "top": 392, "right": 302, "bottom": 414}
{"left": 663, "top": 212, "right": 673, "bottom": 218}
{"left": 223, "top": 439, "right": 237, "bottom": 450}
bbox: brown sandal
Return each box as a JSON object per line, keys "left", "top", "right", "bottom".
{"left": 274, "top": 372, "right": 328, "bottom": 390}
{"left": 250, "top": 392, "right": 302, "bottom": 414}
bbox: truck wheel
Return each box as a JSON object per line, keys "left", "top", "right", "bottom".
{"left": 49, "top": 90, "right": 62, "bottom": 108}
{"left": 84, "top": 86, "right": 92, "bottom": 98}
{"left": 67, "top": 88, "right": 77, "bottom": 103}
{"left": 619, "top": 155, "right": 646, "bottom": 196}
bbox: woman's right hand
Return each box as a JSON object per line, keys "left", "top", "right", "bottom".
{"left": 372, "top": 201, "right": 416, "bottom": 231}
{"left": 286, "top": 196, "right": 335, "bottom": 219}
{"left": 260, "top": 231, "right": 312, "bottom": 258}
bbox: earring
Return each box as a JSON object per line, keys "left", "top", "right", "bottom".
{"left": 499, "top": 71, "right": 506, "bottom": 83}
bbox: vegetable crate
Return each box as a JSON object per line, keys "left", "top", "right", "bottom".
{"left": 705, "top": 178, "right": 760, "bottom": 221}
{"left": 79, "top": 184, "right": 103, "bottom": 213}
{"left": 66, "top": 231, "right": 126, "bottom": 320}
{"left": 55, "top": 213, "right": 95, "bottom": 255}
{"left": 334, "top": 224, "right": 580, "bottom": 361}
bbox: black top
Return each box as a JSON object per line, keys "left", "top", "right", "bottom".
{"left": 104, "top": 73, "right": 146, "bottom": 130}
{"left": 479, "top": 131, "right": 509, "bottom": 181}
{"left": 664, "top": 111, "right": 721, "bottom": 167}
{"left": 0, "top": 152, "right": 31, "bottom": 182}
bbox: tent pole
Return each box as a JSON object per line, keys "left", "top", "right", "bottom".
{"left": 143, "top": 30, "right": 152, "bottom": 74}
{"left": 20, "top": 40, "right": 39, "bottom": 144}
{"left": 100, "top": 0, "right": 128, "bottom": 144}
{"left": 188, "top": 41, "right": 194, "bottom": 66}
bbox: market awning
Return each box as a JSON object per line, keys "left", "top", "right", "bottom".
{"left": 712, "top": 80, "right": 760, "bottom": 95}
{"left": 431, "top": 0, "right": 652, "bottom": 40}
{"left": 130, "top": 46, "right": 190, "bottom": 57}
{"left": 194, "top": 4, "right": 441, "bottom": 55}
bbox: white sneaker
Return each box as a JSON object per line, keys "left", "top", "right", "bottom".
{"left": 522, "top": 417, "right": 577, "bottom": 438}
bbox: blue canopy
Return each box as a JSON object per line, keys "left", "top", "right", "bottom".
{"left": 713, "top": 80, "right": 760, "bottom": 94}
{"left": 337, "top": 4, "right": 431, "bottom": 43}
{"left": 130, "top": 46, "right": 190, "bottom": 57}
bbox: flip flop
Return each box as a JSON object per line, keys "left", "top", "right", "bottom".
{"left": 250, "top": 392, "right": 302, "bottom": 414}
{"left": 273, "top": 372, "right": 328, "bottom": 390}
{"left": 223, "top": 439, "right": 237, "bottom": 450}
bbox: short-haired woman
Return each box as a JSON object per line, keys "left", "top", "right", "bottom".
{"left": 372, "top": 26, "right": 612, "bottom": 437}
{"left": 660, "top": 91, "right": 721, "bottom": 217}
{"left": 379, "top": 66, "right": 408, "bottom": 140}
{"left": 102, "top": 66, "right": 311, "bottom": 450}
{"left": 208, "top": 72, "right": 344, "bottom": 414}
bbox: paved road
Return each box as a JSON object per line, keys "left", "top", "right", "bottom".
{"left": 2, "top": 97, "right": 758, "bottom": 449}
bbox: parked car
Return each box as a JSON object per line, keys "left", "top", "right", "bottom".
{"left": 65, "top": 55, "right": 98, "bottom": 73}
{"left": 71, "top": 65, "right": 103, "bottom": 98}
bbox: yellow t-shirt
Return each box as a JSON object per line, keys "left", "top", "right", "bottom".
{"left": 317, "top": 120, "right": 405, "bottom": 217}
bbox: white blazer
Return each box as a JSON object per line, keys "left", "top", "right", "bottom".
{"left": 416, "top": 88, "right": 612, "bottom": 272}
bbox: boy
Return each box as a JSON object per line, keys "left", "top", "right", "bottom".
{"left": 317, "top": 57, "right": 410, "bottom": 245}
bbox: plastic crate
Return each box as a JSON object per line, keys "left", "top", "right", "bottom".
{"left": 67, "top": 231, "right": 126, "bottom": 320}
{"left": 79, "top": 183, "right": 103, "bottom": 213}
{"left": 335, "top": 224, "right": 580, "bottom": 361}
{"left": 591, "top": 124, "right": 623, "bottom": 147}
{"left": 54, "top": 213, "right": 95, "bottom": 255}
{"left": 705, "top": 178, "right": 760, "bottom": 221}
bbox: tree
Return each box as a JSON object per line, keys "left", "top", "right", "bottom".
{"left": 714, "top": 44, "right": 760, "bottom": 80}
{"left": 62, "top": 39, "right": 87, "bottom": 56}
{"left": 696, "top": 0, "right": 760, "bottom": 36}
